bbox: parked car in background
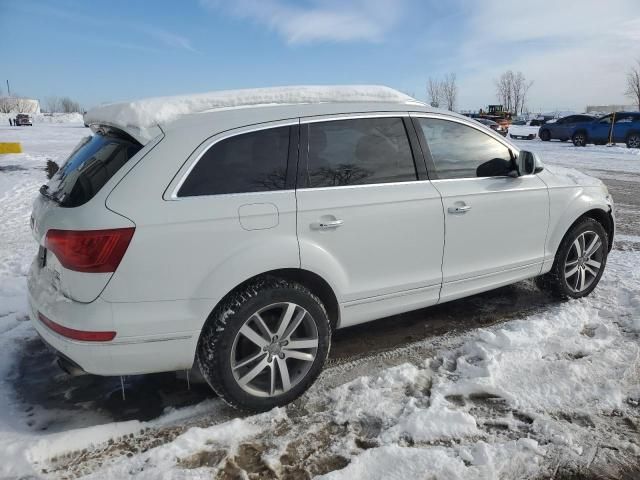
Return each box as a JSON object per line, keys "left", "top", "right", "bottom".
{"left": 475, "top": 117, "right": 508, "bottom": 136}
{"left": 539, "top": 114, "right": 595, "bottom": 142}
{"left": 509, "top": 120, "right": 539, "bottom": 140}
{"left": 14, "top": 114, "right": 33, "bottom": 126}
{"left": 570, "top": 112, "right": 640, "bottom": 148}
{"left": 28, "top": 86, "right": 615, "bottom": 411}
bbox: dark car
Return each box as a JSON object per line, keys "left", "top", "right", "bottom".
{"left": 538, "top": 114, "right": 595, "bottom": 142}
{"left": 14, "top": 114, "right": 33, "bottom": 126}
{"left": 475, "top": 118, "right": 507, "bottom": 137}
{"left": 570, "top": 112, "right": 640, "bottom": 148}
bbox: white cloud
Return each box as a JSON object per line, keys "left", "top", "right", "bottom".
{"left": 455, "top": 0, "right": 640, "bottom": 111}
{"left": 201, "top": 0, "right": 404, "bottom": 44}
{"left": 138, "top": 25, "right": 195, "bottom": 52}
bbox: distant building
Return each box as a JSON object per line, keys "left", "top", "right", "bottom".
{"left": 0, "top": 97, "right": 41, "bottom": 114}
{"left": 585, "top": 104, "right": 636, "bottom": 114}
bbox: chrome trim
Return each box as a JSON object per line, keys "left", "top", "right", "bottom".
{"left": 296, "top": 179, "right": 435, "bottom": 193}
{"left": 429, "top": 173, "right": 538, "bottom": 183}
{"left": 168, "top": 119, "right": 300, "bottom": 200}
{"left": 443, "top": 260, "right": 543, "bottom": 285}
{"left": 108, "top": 334, "right": 194, "bottom": 346}
{"left": 299, "top": 111, "right": 411, "bottom": 124}
{"left": 343, "top": 282, "right": 441, "bottom": 308}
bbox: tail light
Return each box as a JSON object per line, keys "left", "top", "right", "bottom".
{"left": 45, "top": 228, "right": 135, "bottom": 273}
{"left": 38, "top": 312, "right": 116, "bottom": 341}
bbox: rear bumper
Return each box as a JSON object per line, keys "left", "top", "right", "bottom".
{"left": 28, "top": 297, "right": 199, "bottom": 376}
{"left": 27, "top": 259, "right": 201, "bottom": 376}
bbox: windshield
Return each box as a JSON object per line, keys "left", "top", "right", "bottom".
{"left": 44, "top": 130, "right": 142, "bottom": 207}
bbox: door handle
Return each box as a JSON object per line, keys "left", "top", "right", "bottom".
{"left": 448, "top": 205, "right": 471, "bottom": 214}
{"left": 311, "top": 219, "right": 344, "bottom": 230}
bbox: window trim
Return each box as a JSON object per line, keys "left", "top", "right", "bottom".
{"left": 167, "top": 119, "right": 300, "bottom": 200}
{"left": 409, "top": 113, "right": 522, "bottom": 181}
{"left": 297, "top": 113, "right": 422, "bottom": 190}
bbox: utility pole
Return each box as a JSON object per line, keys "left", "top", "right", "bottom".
{"left": 6, "top": 80, "right": 10, "bottom": 97}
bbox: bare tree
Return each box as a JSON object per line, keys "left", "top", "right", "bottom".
{"left": 495, "top": 71, "right": 514, "bottom": 113}
{"left": 441, "top": 73, "right": 458, "bottom": 111}
{"left": 427, "top": 78, "right": 442, "bottom": 108}
{"left": 495, "top": 70, "right": 532, "bottom": 114}
{"left": 626, "top": 60, "right": 640, "bottom": 111}
{"left": 0, "top": 97, "right": 12, "bottom": 113}
{"left": 60, "top": 96, "right": 81, "bottom": 113}
{"left": 45, "top": 96, "right": 63, "bottom": 113}
{"left": 14, "top": 97, "right": 32, "bottom": 113}
{"left": 512, "top": 72, "right": 533, "bottom": 115}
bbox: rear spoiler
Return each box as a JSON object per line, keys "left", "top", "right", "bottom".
{"left": 85, "top": 120, "right": 162, "bottom": 145}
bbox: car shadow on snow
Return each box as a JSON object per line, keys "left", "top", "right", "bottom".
{"left": 11, "top": 279, "right": 559, "bottom": 432}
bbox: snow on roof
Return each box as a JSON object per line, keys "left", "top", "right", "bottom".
{"left": 85, "top": 85, "right": 421, "bottom": 134}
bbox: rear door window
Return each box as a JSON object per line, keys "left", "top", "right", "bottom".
{"left": 178, "top": 126, "right": 291, "bottom": 197}
{"left": 303, "top": 117, "right": 417, "bottom": 188}
{"left": 43, "top": 129, "right": 142, "bottom": 207}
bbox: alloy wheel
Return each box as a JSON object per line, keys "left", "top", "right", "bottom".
{"left": 628, "top": 135, "right": 640, "bottom": 149}
{"left": 564, "top": 230, "right": 604, "bottom": 293}
{"left": 573, "top": 133, "right": 586, "bottom": 146}
{"left": 230, "top": 302, "right": 319, "bottom": 398}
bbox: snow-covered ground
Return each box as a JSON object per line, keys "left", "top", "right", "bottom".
{"left": 0, "top": 125, "right": 638, "bottom": 479}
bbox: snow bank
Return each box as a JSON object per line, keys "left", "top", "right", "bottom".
{"left": 0, "top": 113, "right": 84, "bottom": 125}
{"left": 84, "top": 85, "right": 421, "bottom": 131}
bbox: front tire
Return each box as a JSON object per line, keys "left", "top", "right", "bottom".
{"left": 197, "top": 277, "right": 331, "bottom": 412}
{"left": 626, "top": 133, "right": 640, "bottom": 149}
{"left": 536, "top": 217, "right": 608, "bottom": 299}
{"left": 540, "top": 129, "right": 551, "bottom": 141}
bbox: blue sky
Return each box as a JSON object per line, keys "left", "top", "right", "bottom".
{"left": 1, "top": 0, "right": 638, "bottom": 112}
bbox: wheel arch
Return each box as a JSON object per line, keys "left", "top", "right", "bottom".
{"left": 557, "top": 208, "right": 614, "bottom": 255}
{"left": 572, "top": 128, "right": 588, "bottom": 139}
{"left": 203, "top": 268, "right": 341, "bottom": 332}
{"left": 625, "top": 129, "right": 640, "bottom": 144}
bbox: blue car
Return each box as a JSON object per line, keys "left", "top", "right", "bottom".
{"left": 538, "top": 114, "right": 595, "bottom": 142}
{"left": 568, "top": 112, "right": 640, "bottom": 148}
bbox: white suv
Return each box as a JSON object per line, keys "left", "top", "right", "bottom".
{"left": 28, "top": 86, "right": 614, "bottom": 411}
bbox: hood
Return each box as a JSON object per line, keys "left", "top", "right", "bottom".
{"left": 542, "top": 164, "right": 604, "bottom": 188}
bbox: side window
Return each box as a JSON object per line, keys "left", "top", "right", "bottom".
{"left": 178, "top": 126, "right": 290, "bottom": 197}
{"left": 615, "top": 114, "right": 633, "bottom": 124}
{"left": 418, "top": 118, "right": 513, "bottom": 180}
{"left": 598, "top": 115, "right": 612, "bottom": 124}
{"left": 305, "top": 117, "right": 416, "bottom": 188}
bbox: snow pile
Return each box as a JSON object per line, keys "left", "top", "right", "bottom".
{"left": 0, "top": 112, "right": 84, "bottom": 125}
{"left": 84, "top": 85, "right": 421, "bottom": 131}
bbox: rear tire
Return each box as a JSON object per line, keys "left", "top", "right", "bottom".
{"left": 626, "top": 133, "right": 640, "bottom": 149}
{"left": 540, "top": 129, "right": 551, "bottom": 141}
{"left": 197, "top": 277, "right": 331, "bottom": 412}
{"left": 536, "top": 217, "right": 608, "bottom": 299}
{"left": 572, "top": 131, "right": 587, "bottom": 147}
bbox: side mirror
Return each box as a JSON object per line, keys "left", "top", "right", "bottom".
{"left": 514, "top": 150, "right": 542, "bottom": 176}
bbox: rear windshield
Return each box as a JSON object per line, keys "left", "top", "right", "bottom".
{"left": 43, "top": 130, "right": 142, "bottom": 207}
